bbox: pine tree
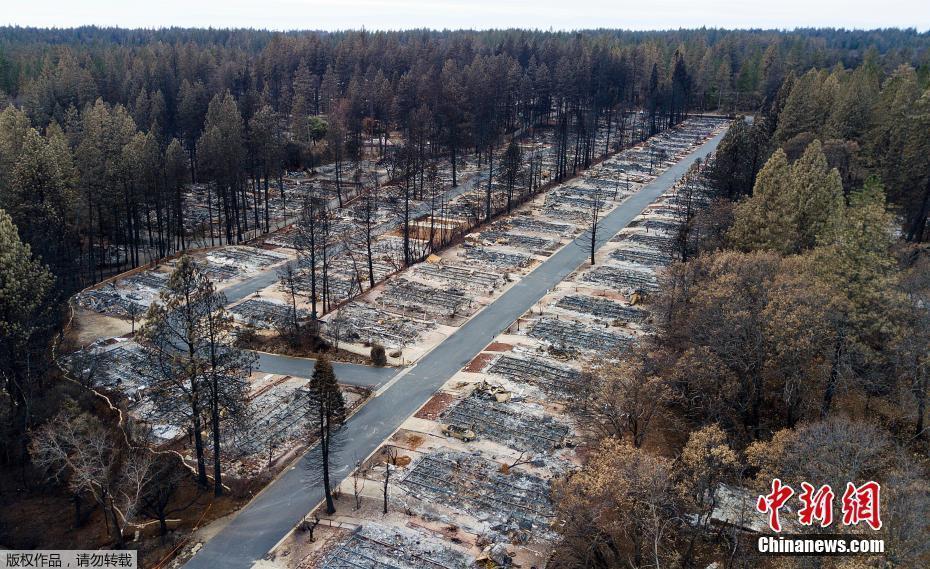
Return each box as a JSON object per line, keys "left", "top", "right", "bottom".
{"left": 773, "top": 69, "right": 831, "bottom": 144}
{"left": 141, "top": 255, "right": 253, "bottom": 491}
{"left": 790, "top": 140, "right": 844, "bottom": 251}
{"left": 827, "top": 64, "right": 879, "bottom": 141}
{"left": 900, "top": 88, "right": 930, "bottom": 241}
{"left": 728, "top": 149, "right": 796, "bottom": 254}
{"left": 0, "top": 209, "right": 56, "bottom": 463}
{"left": 307, "top": 356, "right": 346, "bottom": 514}
{"left": 165, "top": 138, "right": 189, "bottom": 250}
{"left": 729, "top": 141, "right": 843, "bottom": 255}
{"left": 810, "top": 177, "right": 900, "bottom": 415}
{"left": 198, "top": 92, "right": 246, "bottom": 244}
{"left": 705, "top": 117, "right": 771, "bottom": 200}
{"left": 8, "top": 127, "right": 78, "bottom": 286}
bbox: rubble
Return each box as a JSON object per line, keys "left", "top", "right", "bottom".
{"left": 205, "top": 245, "right": 288, "bottom": 273}
{"left": 379, "top": 279, "right": 473, "bottom": 318}
{"left": 322, "top": 524, "right": 474, "bottom": 569}
{"left": 476, "top": 230, "right": 558, "bottom": 253}
{"left": 413, "top": 263, "right": 502, "bottom": 291}
{"left": 609, "top": 247, "right": 675, "bottom": 267}
{"left": 581, "top": 265, "right": 660, "bottom": 293}
{"left": 528, "top": 317, "right": 632, "bottom": 353}
{"left": 473, "top": 380, "right": 512, "bottom": 403}
{"left": 399, "top": 450, "right": 554, "bottom": 532}
{"left": 74, "top": 270, "right": 167, "bottom": 317}
{"left": 199, "top": 262, "right": 241, "bottom": 282}
{"left": 338, "top": 302, "right": 435, "bottom": 349}
{"left": 617, "top": 232, "right": 674, "bottom": 249}
{"left": 629, "top": 218, "right": 679, "bottom": 232}
{"left": 487, "top": 354, "right": 582, "bottom": 396}
{"left": 229, "top": 298, "right": 307, "bottom": 329}
{"left": 555, "top": 294, "right": 648, "bottom": 323}
{"left": 74, "top": 285, "right": 147, "bottom": 317}
{"left": 232, "top": 377, "right": 312, "bottom": 457}
{"left": 62, "top": 340, "right": 150, "bottom": 397}
{"left": 440, "top": 393, "right": 570, "bottom": 453}
{"left": 461, "top": 246, "right": 530, "bottom": 269}
{"left": 508, "top": 217, "right": 574, "bottom": 234}
{"left": 644, "top": 206, "right": 683, "bottom": 217}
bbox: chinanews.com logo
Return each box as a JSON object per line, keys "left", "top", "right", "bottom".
{"left": 755, "top": 479, "right": 885, "bottom": 556}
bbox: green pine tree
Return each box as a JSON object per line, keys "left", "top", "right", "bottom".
{"left": 790, "top": 140, "right": 844, "bottom": 251}
{"left": 728, "top": 149, "right": 797, "bottom": 254}
{"left": 309, "top": 356, "right": 346, "bottom": 514}
{"left": 0, "top": 208, "right": 56, "bottom": 462}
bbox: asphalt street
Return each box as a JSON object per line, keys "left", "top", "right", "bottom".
{"left": 250, "top": 350, "right": 397, "bottom": 388}
{"left": 183, "top": 126, "right": 729, "bottom": 569}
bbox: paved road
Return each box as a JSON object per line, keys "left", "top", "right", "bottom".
{"left": 250, "top": 351, "right": 397, "bottom": 388}
{"left": 183, "top": 126, "right": 729, "bottom": 569}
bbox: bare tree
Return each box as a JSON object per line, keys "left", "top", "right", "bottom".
{"left": 360, "top": 172, "right": 380, "bottom": 288}
{"left": 123, "top": 301, "right": 144, "bottom": 334}
{"left": 277, "top": 262, "right": 302, "bottom": 337}
{"left": 579, "top": 350, "right": 669, "bottom": 447}
{"left": 382, "top": 446, "right": 398, "bottom": 514}
{"left": 352, "top": 459, "right": 363, "bottom": 510}
{"left": 66, "top": 347, "right": 103, "bottom": 389}
{"left": 296, "top": 192, "right": 322, "bottom": 320}
{"left": 139, "top": 454, "right": 197, "bottom": 541}
{"left": 201, "top": 286, "right": 254, "bottom": 496}
{"left": 29, "top": 411, "right": 153, "bottom": 546}
{"left": 327, "top": 308, "right": 348, "bottom": 352}
{"left": 582, "top": 185, "right": 609, "bottom": 266}
{"left": 318, "top": 204, "right": 334, "bottom": 313}
{"left": 500, "top": 450, "right": 535, "bottom": 474}
{"left": 672, "top": 158, "right": 708, "bottom": 262}
{"left": 501, "top": 140, "right": 523, "bottom": 213}
{"left": 298, "top": 514, "right": 321, "bottom": 542}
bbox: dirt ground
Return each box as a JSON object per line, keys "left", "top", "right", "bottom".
{"left": 463, "top": 352, "right": 496, "bottom": 373}
{"left": 67, "top": 308, "right": 133, "bottom": 346}
{"left": 413, "top": 392, "right": 458, "bottom": 421}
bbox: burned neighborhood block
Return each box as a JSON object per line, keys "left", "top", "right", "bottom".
{"left": 509, "top": 217, "right": 574, "bottom": 235}
{"left": 487, "top": 354, "right": 583, "bottom": 395}
{"left": 414, "top": 263, "right": 503, "bottom": 290}
{"left": 617, "top": 232, "right": 674, "bottom": 249}
{"left": 582, "top": 265, "right": 660, "bottom": 293}
{"left": 338, "top": 302, "right": 434, "bottom": 349}
{"left": 529, "top": 317, "right": 632, "bottom": 353}
{"left": 206, "top": 246, "right": 288, "bottom": 272}
{"left": 555, "top": 294, "right": 648, "bottom": 323}
{"left": 462, "top": 245, "right": 531, "bottom": 269}
{"left": 440, "top": 393, "right": 570, "bottom": 453}
{"left": 477, "top": 230, "right": 558, "bottom": 253}
{"left": 379, "top": 279, "right": 472, "bottom": 317}
{"left": 609, "top": 247, "right": 674, "bottom": 267}
{"left": 229, "top": 298, "right": 307, "bottom": 329}
{"left": 322, "top": 524, "right": 474, "bottom": 569}
{"left": 629, "top": 218, "right": 679, "bottom": 232}
{"left": 399, "top": 450, "right": 553, "bottom": 531}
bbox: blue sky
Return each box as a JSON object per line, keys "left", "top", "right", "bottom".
{"left": 4, "top": 0, "right": 928, "bottom": 31}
